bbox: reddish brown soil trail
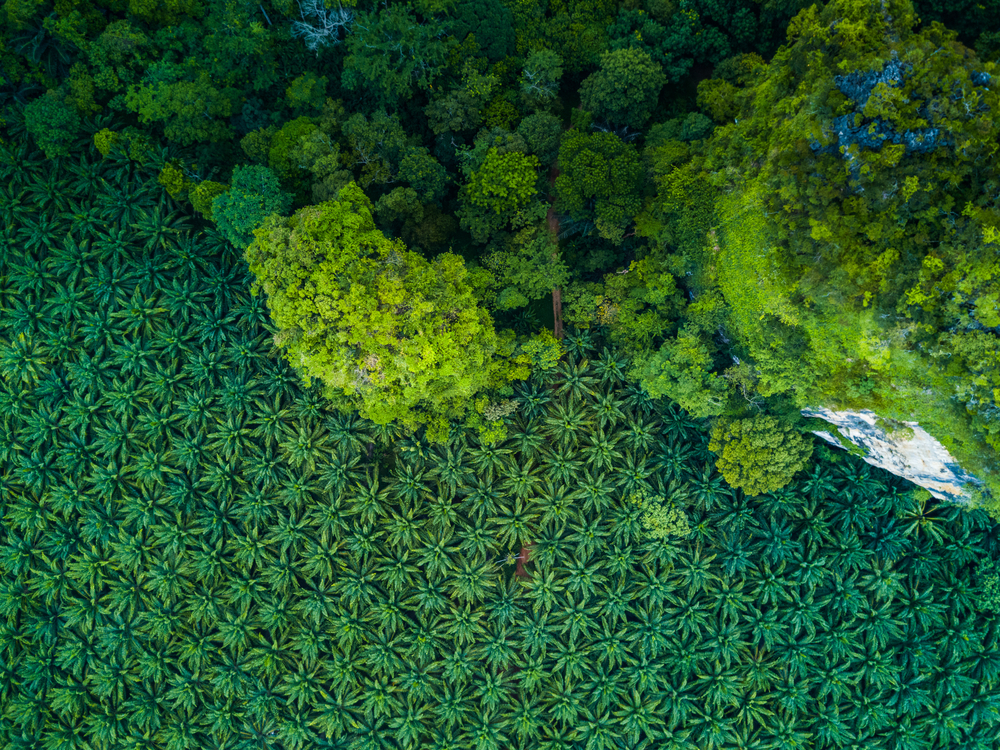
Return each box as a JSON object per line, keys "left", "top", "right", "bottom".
{"left": 514, "top": 545, "right": 533, "bottom": 579}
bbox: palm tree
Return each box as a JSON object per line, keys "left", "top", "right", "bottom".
{"left": 571, "top": 467, "right": 616, "bottom": 516}
{"left": 523, "top": 567, "right": 565, "bottom": 616}
{"left": 415, "top": 527, "right": 459, "bottom": 579}
{"left": 588, "top": 617, "right": 630, "bottom": 669}
{"left": 543, "top": 398, "right": 591, "bottom": 448}
{"left": 191, "top": 306, "right": 238, "bottom": 351}
{"left": 290, "top": 387, "right": 328, "bottom": 423}
{"left": 540, "top": 443, "right": 582, "bottom": 486}
{"left": 427, "top": 443, "right": 472, "bottom": 498}
{"left": 362, "top": 631, "right": 407, "bottom": 678}
{"left": 317, "top": 449, "right": 364, "bottom": 499}
{"left": 615, "top": 449, "right": 652, "bottom": 496}
{"left": 1, "top": 332, "right": 49, "bottom": 386}
{"left": 48, "top": 280, "right": 89, "bottom": 323}
{"left": 389, "top": 462, "right": 431, "bottom": 505}
{"left": 259, "top": 359, "right": 300, "bottom": 402}
{"left": 486, "top": 579, "right": 525, "bottom": 628}
{"left": 388, "top": 700, "right": 429, "bottom": 749}
{"left": 426, "top": 493, "right": 460, "bottom": 531}
{"left": 567, "top": 515, "right": 608, "bottom": 561}
{"left": 542, "top": 674, "right": 583, "bottom": 725}
{"left": 754, "top": 515, "right": 803, "bottom": 566}
{"left": 553, "top": 357, "right": 596, "bottom": 402}
{"left": 592, "top": 347, "right": 630, "bottom": 386}
{"left": 534, "top": 478, "right": 575, "bottom": 528}
{"left": 371, "top": 547, "right": 418, "bottom": 597}
{"left": 381, "top": 502, "right": 425, "bottom": 551}
{"left": 7, "top": 250, "right": 51, "bottom": 296}
{"left": 482, "top": 625, "right": 517, "bottom": 672}
{"left": 467, "top": 441, "right": 512, "bottom": 481}
{"left": 448, "top": 557, "right": 497, "bottom": 605}
{"left": 348, "top": 467, "right": 391, "bottom": 524}
{"left": 580, "top": 427, "right": 623, "bottom": 474}
{"left": 506, "top": 695, "right": 544, "bottom": 745}
{"left": 896, "top": 491, "right": 948, "bottom": 544}
{"left": 18, "top": 212, "right": 64, "bottom": 254}
{"left": 433, "top": 682, "right": 474, "bottom": 729}
{"left": 620, "top": 380, "right": 657, "bottom": 416}
{"left": 460, "top": 476, "right": 504, "bottom": 522}
{"left": 605, "top": 496, "right": 643, "bottom": 548}
{"left": 500, "top": 458, "right": 542, "bottom": 501}
{"left": 591, "top": 389, "right": 626, "bottom": 430}
{"left": 514, "top": 380, "right": 551, "bottom": 420}
{"left": 897, "top": 583, "right": 946, "bottom": 631}
{"left": 488, "top": 499, "right": 537, "bottom": 551}
{"left": 836, "top": 461, "right": 887, "bottom": 500}
{"left": 240, "top": 447, "right": 284, "bottom": 498}
{"left": 508, "top": 415, "right": 545, "bottom": 460}
{"left": 862, "top": 516, "right": 912, "bottom": 563}
{"left": 232, "top": 289, "right": 271, "bottom": 333}
{"left": 440, "top": 644, "right": 480, "bottom": 684}
{"left": 278, "top": 420, "right": 331, "bottom": 476}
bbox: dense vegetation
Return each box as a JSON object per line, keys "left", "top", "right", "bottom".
{"left": 4, "top": 0, "right": 1000, "bottom": 747}
{"left": 0, "top": 145, "right": 999, "bottom": 749}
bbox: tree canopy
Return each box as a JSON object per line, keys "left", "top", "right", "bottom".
{"left": 579, "top": 47, "right": 667, "bottom": 129}
{"left": 245, "top": 182, "right": 511, "bottom": 431}
{"left": 709, "top": 415, "right": 814, "bottom": 495}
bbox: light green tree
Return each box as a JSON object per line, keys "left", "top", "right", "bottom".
{"left": 708, "top": 416, "right": 813, "bottom": 496}
{"left": 629, "top": 489, "right": 691, "bottom": 540}
{"left": 125, "top": 66, "right": 241, "bottom": 145}
{"left": 459, "top": 147, "right": 542, "bottom": 243}
{"left": 632, "top": 328, "right": 728, "bottom": 418}
{"left": 245, "top": 182, "right": 512, "bottom": 431}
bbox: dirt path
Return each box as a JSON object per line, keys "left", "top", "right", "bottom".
{"left": 514, "top": 545, "right": 533, "bottom": 579}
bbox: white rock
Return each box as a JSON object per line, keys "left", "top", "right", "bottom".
{"left": 802, "top": 407, "right": 982, "bottom": 503}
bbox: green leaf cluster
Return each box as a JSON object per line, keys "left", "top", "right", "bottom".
{"left": 579, "top": 47, "right": 666, "bottom": 129}
{"left": 245, "top": 182, "right": 509, "bottom": 429}
{"left": 212, "top": 164, "right": 292, "bottom": 249}
{"left": 709, "top": 415, "right": 814, "bottom": 495}
{"left": 554, "top": 130, "right": 644, "bottom": 244}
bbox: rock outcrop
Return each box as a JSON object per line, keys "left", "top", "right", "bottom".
{"left": 802, "top": 407, "right": 982, "bottom": 503}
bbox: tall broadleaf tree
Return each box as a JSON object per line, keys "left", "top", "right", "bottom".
{"left": 244, "top": 182, "right": 522, "bottom": 434}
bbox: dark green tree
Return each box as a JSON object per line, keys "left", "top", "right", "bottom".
{"left": 211, "top": 165, "right": 292, "bottom": 249}
{"left": 24, "top": 89, "right": 81, "bottom": 159}
{"left": 555, "top": 130, "right": 644, "bottom": 244}
{"left": 342, "top": 5, "right": 453, "bottom": 108}
{"left": 579, "top": 47, "right": 666, "bottom": 129}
